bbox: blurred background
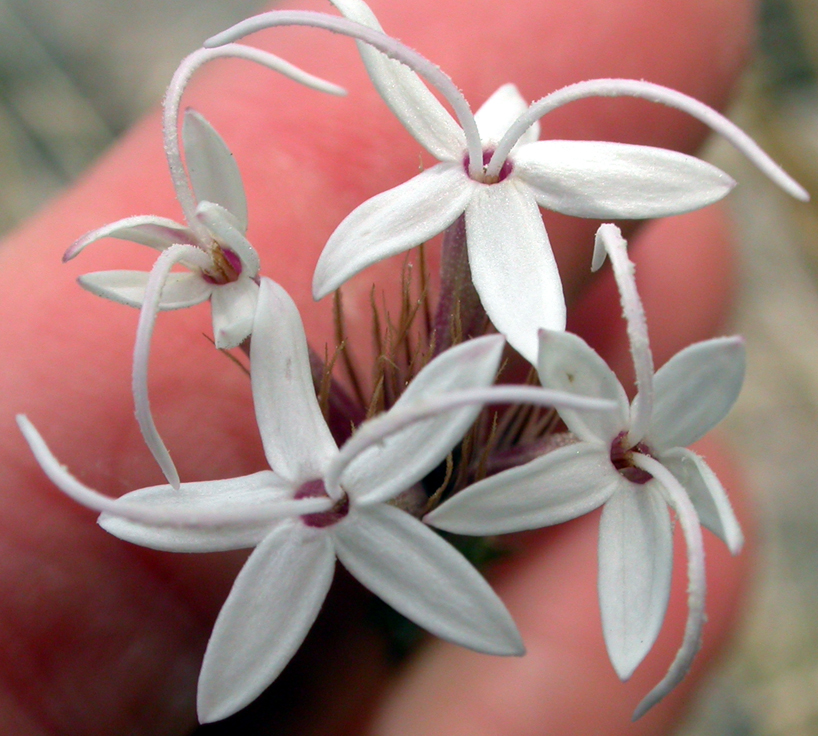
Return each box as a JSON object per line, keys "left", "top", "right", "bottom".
{"left": 1, "top": 0, "right": 818, "bottom": 733}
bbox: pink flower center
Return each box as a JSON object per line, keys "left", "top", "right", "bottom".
{"left": 294, "top": 478, "right": 349, "bottom": 528}
{"left": 202, "top": 246, "right": 243, "bottom": 285}
{"left": 609, "top": 431, "right": 654, "bottom": 484}
{"left": 463, "top": 148, "right": 513, "bottom": 184}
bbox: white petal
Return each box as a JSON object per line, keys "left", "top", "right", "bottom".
{"left": 195, "top": 201, "right": 260, "bottom": 277}
{"left": 648, "top": 336, "right": 745, "bottom": 450}
{"left": 183, "top": 109, "right": 248, "bottom": 231}
{"left": 333, "top": 504, "right": 523, "bottom": 655}
{"left": 426, "top": 443, "right": 620, "bottom": 534}
{"left": 210, "top": 277, "right": 259, "bottom": 349}
{"left": 513, "top": 140, "right": 736, "bottom": 218}
{"left": 661, "top": 447, "right": 743, "bottom": 554}
{"left": 537, "top": 330, "right": 630, "bottom": 443}
{"left": 251, "top": 279, "right": 337, "bottom": 484}
{"left": 343, "top": 335, "right": 505, "bottom": 505}
{"left": 630, "top": 452, "right": 707, "bottom": 719}
{"left": 465, "top": 180, "right": 565, "bottom": 364}
{"left": 328, "top": 0, "right": 466, "bottom": 160}
{"left": 197, "top": 521, "right": 335, "bottom": 723}
{"left": 313, "top": 163, "right": 473, "bottom": 298}
{"left": 64, "top": 215, "right": 198, "bottom": 260}
{"left": 99, "top": 471, "right": 291, "bottom": 552}
{"left": 474, "top": 83, "right": 538, "bottom": 146}
{"left": 599, "top": 484, "right": 673, "bottom": 681}
{"left": 78, "top": 270, "right": 212, "bottom": 310}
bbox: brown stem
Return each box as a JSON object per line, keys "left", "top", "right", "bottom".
{"left": 432, "top": 215, "right": 487, "bottom": 354}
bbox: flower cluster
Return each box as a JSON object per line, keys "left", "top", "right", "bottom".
{"left": 18, "top": 0, "right": 808, "bottom": 726}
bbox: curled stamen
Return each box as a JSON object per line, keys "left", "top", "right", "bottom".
{"left": 164, "top": 43, "right": 346, "bottom": 238}
{"left": 202, "top": 246, "right": 243, "bottom": 285}
{"left": 487, "top": 78, "right": 809, "bottom": 200}
{"left": 205, "top": 11, "right": 485, "bottom": 178}
{"left": 323, "top": 385, "right": 617, "bottom": 498}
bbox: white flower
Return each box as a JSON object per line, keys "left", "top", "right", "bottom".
{"left": 206, "top": 7, "right": 806, "bottom": 363}
{"left": 67, "top": 105, "right": 261, "bottom": 349}
{"left": 297, "top": 0, "right": 807, "bottom": 364}
{"left": 20, "top": 277, "right": 532, "bottom": 723}
{"left": 426, "top": 224, "right": 745, "bottom": 718}
{"left": 66, "top": 44, "right": 345, "bottom": 348}
{"left": 64, "top": 45, "right": 346, "bottom": 488}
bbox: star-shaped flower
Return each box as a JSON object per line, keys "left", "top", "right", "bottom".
{"left": 67, "top": 105, "right": 261, "bottom": 349}
{"left": 20, "top": 277, "right": 537, "bottom": 723}
{"left": 64, "top": 44, "right": 346, "bottom": 488}
{"left": 207, "top": 6, "right": 806, "bottom": 362}
{"left": 66, "top": 42, "right": 346, "bottom": 345}
{"left": 304, "top": 0, "right": 808, "bottom": 364}
{"left": 426, "top": 224, "right": 745, "bottom": 718}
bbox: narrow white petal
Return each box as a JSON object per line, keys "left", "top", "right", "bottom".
{"left": 251, "top": 279, "right": 337, "bottom": 484}
{"left": 78, "top": 270, "right": 212, "bottom": 310}
{"left": 514, "top": 140, "right": 735, "bottom": 218}
{"left": 648, "top": 336, "right": 745, "bottom": 450}
{"left": 328, "top": 0, "right": 466, "bottom": 160}
{"left": 195, "top": 201, "right": 260, "bottom": 277}
{"left": 465, "top": 180, "right": 565, "bottom": 364}
{"left": 183, "top": 109, "right": 248, "bottom": 231}
{"left": 333, "top": 504, "right": 523, "bottom": 655}
{"left": 99, "top": 471, "right": 291, "bottom": 552}
{"left": 210, "top": 277, "right": 259, "bottom": 349}
{"left": 661, "top": 447, "right": 743, "bottom": 554}
{"left": 474, "top": 83, "right": 538, "bottom": 146}
{"left": 313, "top": 164, "right": 473, "bottom": 298}
{"left": 343, "top": 335, "right": 504, "bottom": 505}
{"left": 427, "top": 443, "right": 619, "bottom": 534}
{"left": 537, "top": 329, "right": 629, "bottom": 443}
{"left": 64, "top": 215, "right": 198, "bottom": 261}
{"left": 631, "top": 453, "right": 706, "bottom": 720}
{"left": 599, "top": 484, "right": 673, "bottom": 681}
{"left": 197, "top": 521, "right": 335, "bottom": 723}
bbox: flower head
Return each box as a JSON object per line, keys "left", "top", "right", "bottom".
{"left": 426, "top": 224, "right": 745, "bottom": 718}
{"left": 290, "top": 0, "right": 806, "bottom": 364}
{"left": 64, "top": 44, "right": 345, "bottom": 489}
{"left": 66, "top": 44, "right": 343, "bottom": 347}
{"left": 206, "top": 7, "right": 805, "bottom": 363}
{"left": 20, "top": 277, "right": 529, "bottom": 722}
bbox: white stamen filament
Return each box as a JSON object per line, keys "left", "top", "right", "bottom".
{"left": 593, "top": 225, "right": 653, "bottom": 445}
{"left": 324, "top": 386, "right": 617, "bottom": 498}
{"left": 133, "top": 244, "right": 212, "bottom": 490}
{"left": 487, "top": 78, "right": 809, "bottom": 201}
{"left": 17, "top": 416, "right": 332, "bottom": 527}
{"left": 164, "top": 43, "right": 347, "bottom": 240}
{"left": 630, "top": 452, "right": 706, "bottom": 720}
{"left": 204, "top": 11, "right": 485, "bottom": 178}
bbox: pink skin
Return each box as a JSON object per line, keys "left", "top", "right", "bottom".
{"left": 0, "top": 0, "right": 754, "bottom": 733}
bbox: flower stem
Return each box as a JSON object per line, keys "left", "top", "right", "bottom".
{"left": 432, "top": 216, "right": 487, "bottom": 355}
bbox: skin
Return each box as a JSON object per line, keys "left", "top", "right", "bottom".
{"left": 0, "top": 0, "right": 758, "bottom": 733}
